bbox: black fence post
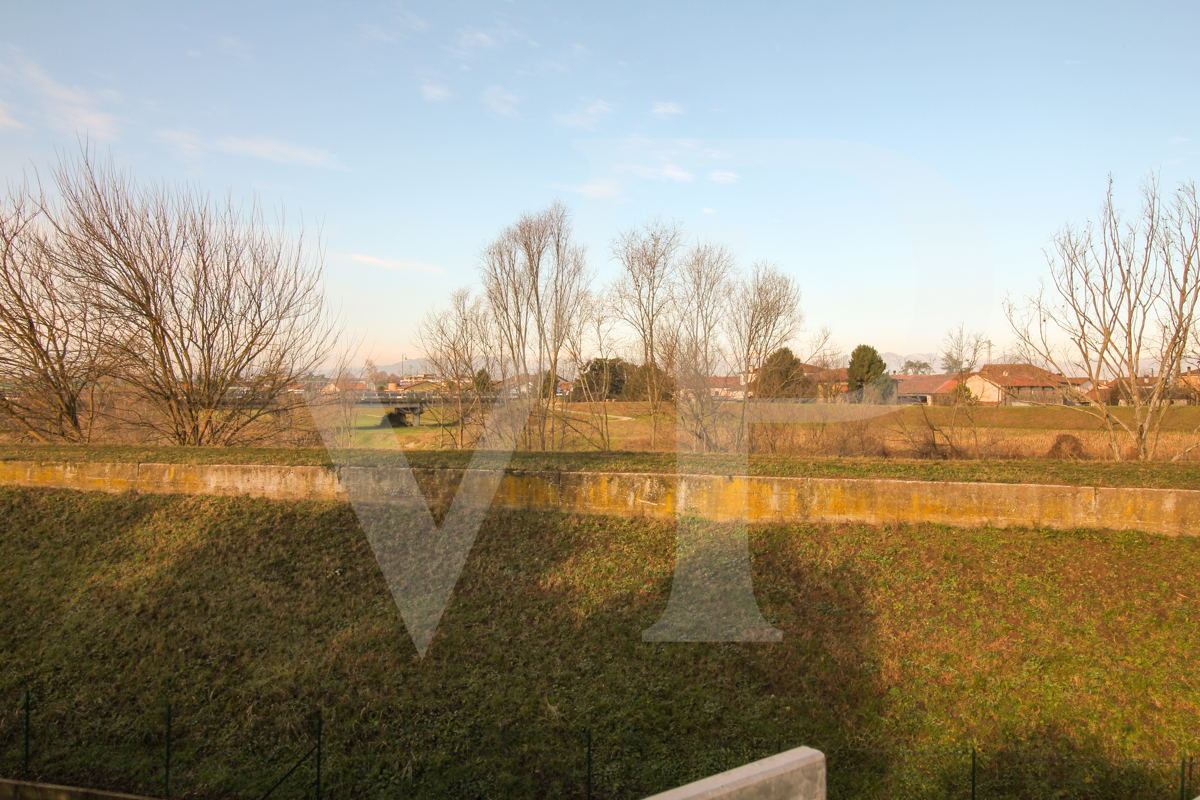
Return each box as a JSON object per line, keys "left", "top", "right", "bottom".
{"left": 1181, "top": 755, "right": 1189, "bottom": 800}
{"left": 970, "top": 745, "right": 976, "bottom": 800}
{"left": 164, "top": 704, "right": 172, "bottom": 799}
{"left": 314, "top": 712, "right": 322, "bottom": 800}
{"left": 22, "top": 688, "right": 30, "bottom": 777}
{"left": 586, "top": 729, "right": 592, "bottom": 800}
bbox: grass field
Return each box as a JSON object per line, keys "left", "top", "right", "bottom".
{"left": 0, "top": 486, "right": 1197, "bottom": 798}
{"left": 321, "top": 401, "right": 1200, "bottom": 456}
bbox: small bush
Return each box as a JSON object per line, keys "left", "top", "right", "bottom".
{"left": 1045, "top": 434, "right": 1087, "bottom": 460}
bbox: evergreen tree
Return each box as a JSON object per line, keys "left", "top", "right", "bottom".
{"left": 755, "top": 347, "right": 813, "bottom": 398}
{"left": 471, "top": 368, "right": 492, "bottom": 395}
{"left": 847, "top": 344, "right": 886, "bottom": 391}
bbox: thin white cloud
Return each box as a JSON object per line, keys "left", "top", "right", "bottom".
{"left": 652, "top": 101, "right": 683, "bottom": 119}
{"left": 709, "top": 170, "right": 739, "bottom": 184}
{"left": 554, "top": 99, "right": 612, "bottom": 129}
{"left": 214, "top": 136, "right": 341, "bottom": 168}
{"left": 359, "top": 8, "right": 428, "bottom": 44}
{"left": 0, "top": 55, "right": 120, "bottom": 140}
{"left": 481, "top": 85, "right": 519, "bottom": 117}
{"left": 552, "top": 179, "right": 621, "bottom": 199}
{"left": 219, "top": 36, "right": 253, "bottom": 61}
{"left": 397, "top": 7, "right": 429, "bottom": 32}
{"left": 155, "top": 129, "right": 342, "bottom": 168}
{"left": 154, "top": 128, "right": 207, "bottom": 160}
{"left": 0, "top": 98, "right": 25, "bottom": 130}
{"left": 702, "top": 207, "right": 717, "bottom": 214}
{"left": 626, "top": 164, "right": 693, "bottom": 182}
{"left": 359, "top": 24, "right": 396, "bottom": 43}
{"left": 420, "top": 82, "right": 452, "bottom": 102}
{"left": 661, "top": 164, "right": 693, "bottom": 181}
{"left": 346, "top": 253, "right": 442, "bottom": 275}
{"left": 1170, "top": 136, "right": 1189, "bottom": 145}
{"left": 459, "top": 30, "right": 498, "bottom": 51}
{"left": 450, "top": 23, "right": 536, "bottom": 60}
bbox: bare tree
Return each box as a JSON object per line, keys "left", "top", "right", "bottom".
{"left": 940, "top": 323, "right": 988, "bottom": 377}
{"left": 610, "top": 218, "right": 684, "bottom": 450}
{"left": 801, "top": 325, "right": 840, "bottom": 370}
{"left": 726, "top": 260, "right": 804, "bottom": 449}
{"left": 306, "top": 337, "right": 368, "bottom": 451}
{"left": 48, "top": 152, "right": 337, "bottom": 446}
{"left": 1005, "top": 177, "right": 1200, "bottom": 460}
{"left": 480, "top": 200, "right": 590, "bottom": 451}
{"left": 563, "top": 292, "right": 622, "bottom": 450}
{"left": 0, "top": 181, "right": 108, "bottom": 442}
{"left": 416, "top": 287, "right": 495, "bottom": 449}
{"left": 675, "top": 240, "right": 734, "bottom": 453}
{"left": 914, "top": 323, "right": 990, "bottom": 458}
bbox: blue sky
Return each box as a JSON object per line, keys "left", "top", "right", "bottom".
{"left": 2, "top": 1, "right": 1197, "bottom": 365}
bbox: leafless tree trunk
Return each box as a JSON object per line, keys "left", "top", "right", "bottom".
{"left": 726, "top": 260, "right": 804, "bottom": 450}
{"left": 480, "top": 200, "right": 590, "bottom": 451}
{"left": 47, "top": 149, "right": 336, "bottom": 446}
{"left": 611, "top": 218, "right": 683, "bottom": 450}
{"left": 303, "top": 335, "right": 368, "bottom": 451}
{"left": 675, "top": 240, "right": 734, "bottom": 453}
{"left": 0, "top": 181, "right": 109, "bottom": 442}
{"left": 1005, "top": 177, "right": 1200, "bottom": 460}
{"left": 563, "top": 293, "right": 622, "bottom": 450}
{"left": 416, "top": 287, "right": 495, "bottom": 449}
{"left": 935, "top": 322, "right": 989, "bottom": 456}
{"left": 802, "top": 326, "right": 840, "bottom": 370}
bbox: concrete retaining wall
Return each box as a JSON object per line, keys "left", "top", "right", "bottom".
{"left": 1, "top": 460, "right": 1198, "bottom": 537}
{"left": 0, "top": 779, "right": 153, "bottom": 800}
{"left": 644, "top": 746, "right": 825, "bottom": 800}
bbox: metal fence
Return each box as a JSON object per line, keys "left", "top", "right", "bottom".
{"left": 1, "top": 689, "right": 1194, "bottom": 799}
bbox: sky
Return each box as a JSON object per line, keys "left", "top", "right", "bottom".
{"left": 1, "top": 1, "right": 1198, "bottom": 368}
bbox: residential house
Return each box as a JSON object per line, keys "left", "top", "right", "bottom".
{"left": 397, "top": 380, "right": 439, "bottom": 393}
{"left": 321, "top": 379, "right": 372, "bottom": 395}
{"left": 893, "top": 373, "right": 961, "bottom": 406}
{"left": 807, "top": 367, "right": 850, "bottom": 401}
{"left": 707, "top": 375, "right": 744, "bottom": 399}
{"left": 965, "top": 364, "right": 1077, "bottom": 406}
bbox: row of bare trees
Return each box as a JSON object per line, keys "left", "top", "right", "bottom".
{"left": 0, "top": 150, "right": 334, "bottom": 445}
{"left": 416, "top": 207, "right": 833, "bottom": 453}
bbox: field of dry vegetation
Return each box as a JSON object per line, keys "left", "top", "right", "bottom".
{"left": 340, "top": 401, "right": 1200, "bottom": 463}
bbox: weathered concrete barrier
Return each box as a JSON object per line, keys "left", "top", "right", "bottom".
{"left": 643, "top": 746, "right": 825, "bottom": 800}
{"left": 0, "top": 778, "right": 153, "bottom": 800}
{"left": 2, "top": 460, "right": 1198, "bottom": 537}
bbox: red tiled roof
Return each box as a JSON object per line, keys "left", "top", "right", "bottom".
{"left": 810, "top": 368, "right": 849, "bottom": 382}
{"left": 894, "top": 374, "right": 960, "bottom": 395}
{"left": 975, "top": 363, "right": 1070, "bottom": 389}
{"left": 709, "top": 376, "right": 741, "bottom": 389}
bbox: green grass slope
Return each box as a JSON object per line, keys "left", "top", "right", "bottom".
{"left": 0, "top": 487, "right": 1197, "bottom": 798}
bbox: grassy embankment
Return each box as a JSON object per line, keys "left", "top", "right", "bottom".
{"left": 3, "top": 440, "right": 1200, "bottom": 490}
{"left": 0, "top": 486, "right": 1197, "bottom": 798}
